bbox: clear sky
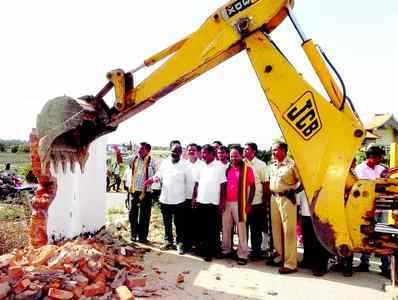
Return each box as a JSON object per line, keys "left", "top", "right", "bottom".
{"left": 1, "top": 0, "right": 397, "bottom": 148}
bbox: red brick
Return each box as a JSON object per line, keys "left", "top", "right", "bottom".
{"left": 63, "top": 281, "right": 78, "bottom": 291}
{"left": 15, "top": 289, "right": 42, "bottom": 300}
{"left": 81, "top": 266, "right": 99, "bottom": 281}
{"left": 8, "top": 266, "right": 23, "bottom": 280}
{"left": 83, "top": 283, "right": 106, "bottom": 297}
{"left": 72, "top": 274, "right": 88, "bottom": 287}
{"left": 176, "top": 273, "right": 184, "bottom": 284}
{"left": 126, "top": 277, "right": 146, "bottom": 289}
{"left": 48, "top": 280, "right": 61, "bottom": 289}
{"left": 95, "top": 271, "right": 107, "bottom": 284}
{"left": 48, "top": 288, "right": 74, "bottom": 299}
{"left": 14, "top": 279, "right": 31, "bottom": 294}
{"left": 72, "top": 287, "right": 83, "bottom": 299}
{"left": 103, "top": 268, "right": 114, "bottom": 280}
{"left": 63, "top": 264, "right": 74, "bottom": 274}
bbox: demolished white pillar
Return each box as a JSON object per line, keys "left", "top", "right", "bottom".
{"left": 47, "top": 137, "right": 107, "bottom": 242}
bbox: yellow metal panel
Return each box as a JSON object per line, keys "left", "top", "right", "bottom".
{"left": 345, "top": 180, "right": 375, "bottom": 251}
{"left": 245, "top": 31, "right": 364, "bottom": 255}
{"left": 302, "top": 40, "right": 344, "bottom": 109}
{"left": 390, "top": 143, "right": 398, "bottom": 168}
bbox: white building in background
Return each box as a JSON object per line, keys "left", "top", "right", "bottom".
{"left": 364, "top": 114, "right": 398, "bottom": 148}
{"left": 47, "top": 137, "right": 107, "bottom": 241}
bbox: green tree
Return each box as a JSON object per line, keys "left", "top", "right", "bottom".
{"left": 0, "top": 143, "right": 5, "bottom": 152}
{"left": 18, "top": 144, "right": 30, "bottom": 153}
{"left": 11, "top": 145, "right": 19, "bottom": 153}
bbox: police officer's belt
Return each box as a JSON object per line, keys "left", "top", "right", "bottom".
{"left": 271, "top": 190, "right": 294, "bottom": 197}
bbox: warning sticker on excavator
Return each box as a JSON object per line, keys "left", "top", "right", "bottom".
{"left": 283, "top": 91, "right": 322, "bottom": 140}
{"left": 224, "top": 0, "right": 253, "bottom": 18}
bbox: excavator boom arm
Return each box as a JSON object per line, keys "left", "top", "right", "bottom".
{"left": 36, "top": 0, "right": 398, "bottom": 258}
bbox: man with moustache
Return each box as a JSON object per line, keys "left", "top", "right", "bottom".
{"left": 244, "top": 142, "right": 270, "bottom": 261}
{"left": 184, "top": 143, "right": 203, "bottom": 252}
{"left": 145, "top": 143, "right": 191, "bottom": 254}
{"left": 192, "top": 144, "right": 226, "bottom": 261}
{"left": 267, "top": 141, "right": 299, "bottom": 274}
{"left": 127, "top": 142, "right": 156, "bottom": 243}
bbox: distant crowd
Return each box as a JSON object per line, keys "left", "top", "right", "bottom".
{"left": 107, "top": 140, "right": 391, "bottom": 278}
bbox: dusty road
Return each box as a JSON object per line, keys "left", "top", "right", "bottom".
{"left": 106, "top": 192, "right": 393, "bottom": 300}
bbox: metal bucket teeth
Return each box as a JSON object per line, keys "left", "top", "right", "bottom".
{"left": 48, "top": 150, "right": 88, "bottom": 174}
{"left": 36, "top": 95, "right": 116, "bottom": 174}
{"left": 77, "top": 150, "right": 89, "bottom": 174}
{"left": 68, "top": 153, "right": 76, "bottom": 173}
{"left": 51, "top": 153, "right": 60, "bottom": 173}
{"left": 59, "top": 153, "right": 68, "bottom": 174}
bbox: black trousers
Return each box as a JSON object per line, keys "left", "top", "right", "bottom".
{"left": 152, "top": 189, "right": 161, "bottom": 204}
{"left": 114, "top": 174, "right": 121, "bottom": 191}
{"left": 160, "top": 202, "right": 185, "bottom": 245}
{"left": 302, "top": 216, "right": 329, "bottom": 271}
{"left": 248, "top": 204, "right": 266, "bottom": 254}
{"left": 196, "top": 203, "right": 219, "bottom": 258}
{"left": 182, "top": 199, "right": 196, "bottom": 250}
{"left": 128, "top": 191, "right": 153, "bottom": 241}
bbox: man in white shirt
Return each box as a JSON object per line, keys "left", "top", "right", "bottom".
{"left": 212, "top": 141, "right": 223, "bottom": 160}
{"left": 216, "top": 145, "right": 229, "bottom": 249}
{"left": 145, "top": 143, "right": 191, "bottom": 254}
{"left": 244, "top": 143, "right": 270, "bottom": 261}
{"left": 354, "top": 145, "right": 390, "bottom": 277}
{"left": 184, "top": 143, "right": 203, "bottom": 252}
{"left": 217, "top": 146, "right": 229, "bottom": 171}
{"left": 192, "top": 144, "right": 227, "bottom": 262}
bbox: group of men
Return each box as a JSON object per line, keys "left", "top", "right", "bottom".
{"left": 122, "top": 140, "right": 392, "bottom": 278}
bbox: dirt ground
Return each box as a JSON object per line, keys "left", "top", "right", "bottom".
{"left": 106, "top": 192, "right": 395, "bottom": 300}
{"left": 141, "top": 247, "right": 390, "bottom": 300}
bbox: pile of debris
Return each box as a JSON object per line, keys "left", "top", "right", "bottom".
{"left": 0, "top": 229, "right": 160, "bottom": 299}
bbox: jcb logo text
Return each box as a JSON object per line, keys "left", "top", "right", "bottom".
{"left": 283, "top": 92, "right": 322, "bottom": 140}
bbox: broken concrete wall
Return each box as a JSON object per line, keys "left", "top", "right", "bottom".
{"left": 47, "top": 137, "right": 107, "bottom": 242}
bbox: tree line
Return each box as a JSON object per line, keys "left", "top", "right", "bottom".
{"left": 0, "top": 139, "right": 30, "bottom": 153}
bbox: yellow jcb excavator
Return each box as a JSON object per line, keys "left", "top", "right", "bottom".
{"left": 35, "top": 0, "right": 398, "bottom": 279}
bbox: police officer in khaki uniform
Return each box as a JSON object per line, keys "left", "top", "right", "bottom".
{"left": 267, "top": 142, "right": 299, "bottom": 274}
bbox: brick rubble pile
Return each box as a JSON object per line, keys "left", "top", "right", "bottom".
{"left": 0, "top": 231, "right": 159, "bottom": 300}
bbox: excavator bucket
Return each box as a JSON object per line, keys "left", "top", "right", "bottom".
{"left": 36, "top": 95, "right": 116, "bottom": 173}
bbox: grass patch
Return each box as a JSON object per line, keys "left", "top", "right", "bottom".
{"left": 0, "top": 153, "right": 31, "bottom": 177}
{"left": 0, "top": 205, "right": 26, "bottom": 221}
{"left": 107, "top": 207, "right": 125, "bottom": 215}
{"left": 0, "top": 152, "right": 30, "bottom": 165}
